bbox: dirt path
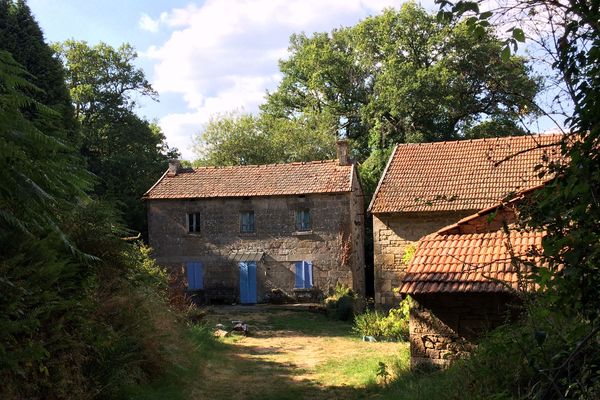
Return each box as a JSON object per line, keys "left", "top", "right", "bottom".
{"left": 189, "top": 305, "right": 408, "bottom": 400}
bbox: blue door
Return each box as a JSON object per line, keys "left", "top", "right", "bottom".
{"left": 239, "top": 261, "right": 257, "bottom": 304}
{"left": 186, "top": 261, "right": 204, "bottom": 290}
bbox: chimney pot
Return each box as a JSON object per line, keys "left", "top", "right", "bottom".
{"left": 336, "top": 140, "right": 350, "bottom": 166}
{"left": 167, "top": 159, "right": 181, "bottom": 176}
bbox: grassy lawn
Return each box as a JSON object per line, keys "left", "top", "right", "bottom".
{"left": 129, "top": 305, "right": 411, "bottom": 400}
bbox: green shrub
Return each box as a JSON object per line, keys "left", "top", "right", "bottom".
{"left": 382, "top": 299, "right": 600, "bottom": 400}
{"left": 324, "top": 283, "right": 357, "bottom": 321}
{"left": 353, "top": 297, "right": 410, "bottom": 341}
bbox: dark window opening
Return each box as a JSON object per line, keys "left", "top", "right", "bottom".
{"left": 296, "top": 209, "right": 311, "bottom": 231}
{"left": 240, "top": 211, "right": 255, "bottom": 233}
{"left": 188, "top": 212, "right": 201, "bottom": 233}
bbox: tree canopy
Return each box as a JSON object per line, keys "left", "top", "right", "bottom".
{"left": 0, "top": 0, "right": 77, "bottom": 143}
{"left": 193, "top": 111, "right": 337, "bottom": 166}
{"left": 262, "top": 2, "right": 540, "bottom": 159}
{"left": 54, "top": 40, "right": 178, "bottom": 235}
{"left": 436, "top": 0, "right": 600, "bottom": 397}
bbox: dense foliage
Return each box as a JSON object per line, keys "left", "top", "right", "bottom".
{"left": 0, "top": 2, "right": 198, "bottom": 399}
{"left": 54, "top": 40, "right": 179, "bottom": 236}
{"left": 193, "top": 111, "right": 336, "bottom": 166}
{"left": 416, "top": 0, "right": 600, "bottom": 398}
{"left": 353, "top": 298, "right": 410, "bottom": 341}
{"left": 262, "top": 3, "right": 538, "bottom": 166}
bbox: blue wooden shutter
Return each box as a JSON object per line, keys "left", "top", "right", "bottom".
{"left": 187, "top": 262, "right": 203, "bottom": 290}
{"left": 304, "top": 261, "right": 313, "bottom": 288}
{"left": 295, "top": 261, "right": 304, "bottom": 288}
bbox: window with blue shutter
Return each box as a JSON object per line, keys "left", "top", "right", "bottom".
{"left": 294, "top": 261, "right": 313, "bottom": 288}
{"left": 295, "top": 209, "right": 311, "bottom": 231}
{"left": 186, "top": 261, "right": 204, "bottom": 290}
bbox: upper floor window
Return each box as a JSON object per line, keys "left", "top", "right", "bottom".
{"left": 240, "top": 211, "right": 255, "bottom": 233}
{"left": 188, "top": 212, "right": 201, "bottom": 233}
{"left": 296, "top": 209, "right": 311, "bottom": 231}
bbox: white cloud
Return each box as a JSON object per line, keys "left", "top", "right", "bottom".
{"left": 144, "top": 0, "right": 422, "bottom": 160}
{"left": 139, "top": 13, "right": 160, "bottom": 33}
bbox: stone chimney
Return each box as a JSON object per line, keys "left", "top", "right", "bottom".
{"left": 336, "top": 140, "right": 350, "bottom": 166}
{"left": 167, "top": 159, "right": 181, "bottom": 176}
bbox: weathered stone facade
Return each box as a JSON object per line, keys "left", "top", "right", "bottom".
{"left": 409, "top": 293, "right": 516, "bottom": 367}
{"left": 373, "top": 211, "right": 473, "bottom": 307}
{"left": 147, "top": 172, "right": 364, "bottom": 303}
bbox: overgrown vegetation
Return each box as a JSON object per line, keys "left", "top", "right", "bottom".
{"left": 353, "top": 298, "right": 410, "bottom": 341}
{"left": 0, "top": 2, "right": 199, "bottom": 398}
{"left": 324, "top": 283, "right": 359, "bottom": 321}
{"left": 377, "top": 1, "right": 600, "bottom": 398}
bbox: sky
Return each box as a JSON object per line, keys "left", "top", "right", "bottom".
{"left": 28, "top": 0, "right": 430, "bottom": 160}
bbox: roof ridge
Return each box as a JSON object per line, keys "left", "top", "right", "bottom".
{"left": 191, "top": 159, "right": 339, "bottom": 171}
{"left": 393, "top": 133, "right": 564, "bottom": 148}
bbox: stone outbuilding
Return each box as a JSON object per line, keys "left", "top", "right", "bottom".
{"left": 399, "top": 192, "right": 545, "bottom": 367}
{"left": 368, "top": 134, "right": 562, "bottom": 307}
{"left": 143, "top": 141, "right": 365, "bottom": 304}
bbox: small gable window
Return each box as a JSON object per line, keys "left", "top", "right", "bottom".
{"left": 296, "top": 209, "right": 311, "bottom": 231}
{"left": 295, "top": 260, "right": 313, "bottom": 289}
{"left": 188, "top": 212, "right": 201, "bottom": 233}
{"left": 240, "top": 211, "right": 255, "bottom": 233}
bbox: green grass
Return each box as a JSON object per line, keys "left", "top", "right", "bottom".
{"left": 315, "top": 351, "right": 401, "bottom": 387}
{"left": 129, "top": 308, "right": 414, "bottom": 400}
{"left": 263, "top": 309, "right": 354, "bottom": 337}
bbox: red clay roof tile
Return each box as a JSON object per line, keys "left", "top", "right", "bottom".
{"left": 399, "top": 205, "right": 545, "bottom": 295}
{"left": 369, "top": 134, "right": 563, "bottom": 213}
{"left": 143, "top": 160, "right": 353, "bottom": 199}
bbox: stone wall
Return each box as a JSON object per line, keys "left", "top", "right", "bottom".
{"left": 147, "top": 189, "right": 364, "bottom": 303}
{"left": 372, "top": 211, "right": 473, "bottom": 307}
{"left": 409, "top": 293, "right": 517, "bottom": 367}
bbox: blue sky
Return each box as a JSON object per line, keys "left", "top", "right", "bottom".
{"left": 29, "top": 0, "right": 419, "bottom": 159}
{"left": 27, "top": 0, "right": 561, "bottom": 160}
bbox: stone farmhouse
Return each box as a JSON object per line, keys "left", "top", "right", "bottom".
{"left": 143, "top": 141, "right": 365, "bottom": 304}
{"left": 368, "top": 134, "right": 562, "bottom": 307}
{"left": 400, "top": 190, "right": 545, "bottom": 366}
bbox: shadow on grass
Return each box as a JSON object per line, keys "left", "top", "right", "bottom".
{"left": 128, "top": 308, "right": 413, "bottom": 400}
{"left": 196, "top": 346, "right": 385, "bottom": 400}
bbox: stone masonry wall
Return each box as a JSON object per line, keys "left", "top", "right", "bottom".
{"left": 409, "top": 293, "right": 517, "bottom": 367}
{"left": 147, "top": 190, "right": 364, "bottom": 302}
{"left": 373, "top": 212, "right": 473, "bottom": 307}
{"left": 348, "top": 170, "right": 366, "bottom": 295}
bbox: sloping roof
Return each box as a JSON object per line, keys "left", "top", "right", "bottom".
{"left": 399, "top": 199, "right": 545, "bottom": 295}
{"left": 144, "top": 160, "right": 354, "bottom": 199}
{"left": 369, "top": 134, "right": 563, "bottom": 213}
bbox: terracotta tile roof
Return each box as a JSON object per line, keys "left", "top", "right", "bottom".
{"left": 143, "top": 160, "right": 354, "bottom": 199}
{"left": 399, "top": 202, "right": 545, "bottom": 295}
{"left": 369, "top": 134, "right": 563, "bottom": 213}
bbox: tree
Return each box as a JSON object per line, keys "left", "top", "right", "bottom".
{"left": 262, "top": 2, "right": 540, "bottom": 161}
{"left": 437, "top": 0, "right": 600, "bottom": 397}
{"left": 193, "top": 111, "right": 337, "bottom": 166}
{"left": 0, "top": 0, "right": 77, "bottom": 144}
{"left": 54, "top": 40, "right": 157, "bottom": 119}
{"left": 54, "top": 40, "right": 178, "bottom": 235}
